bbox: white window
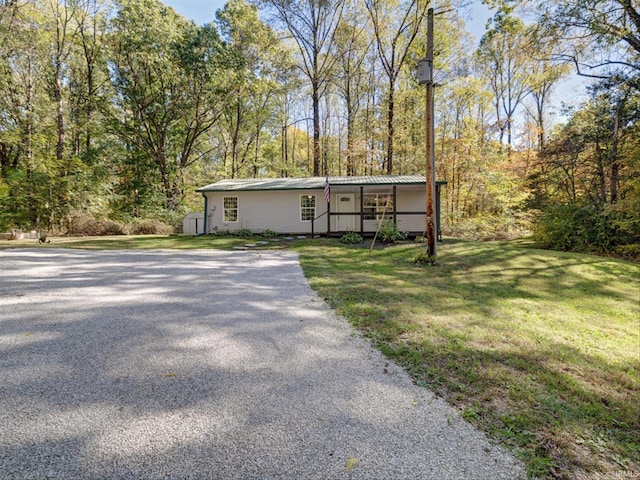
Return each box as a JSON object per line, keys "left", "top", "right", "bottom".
{"left": 363, "top": 193, "right": 393, "bottom": 220}
{"left": 300, "top": 195, "right": 316, "bottom": 221}
{"left": 223, "top": 196, "right": 238, "bottom": 222}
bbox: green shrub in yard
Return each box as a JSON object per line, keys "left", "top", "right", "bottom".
{"left": 235, "top": 228, "right": 253, "bottom": 237}
{"left": 533, "top": 203, "right": 640, "bottom": 258}
{"left": 340, "top": 232, "right": 363, "bottom": 244}
{"left": 261, "top": 229, "right": 278, "bottom": 238}
{"left": 413, "top": 251, "right": 437, "bottom": 265}
{"left": 377, "top": 220, "right": 407, "bottom": 244}
{"left": 129, "top": 219, "right": 173, "bottom": 235}
{"left": 614, "top": 243, "right": 640, "bottom": 261}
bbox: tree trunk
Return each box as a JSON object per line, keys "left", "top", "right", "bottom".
{"left": 346, "top": 112, "right": 354, "bottom": 175}
{"left": 386, "top": 79, "right": 394, "bottom": 174}
{"left": 610, "top": 105, "right": 621, "bottom": 204}
{"left": 312, "top": 82, "right": 320, "bottom": 176}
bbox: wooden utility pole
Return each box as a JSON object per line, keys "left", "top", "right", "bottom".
{"left": 418, "top": 8, "right": 437, "bottom": 257}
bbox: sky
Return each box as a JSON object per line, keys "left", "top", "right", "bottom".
{"left": 161, "top": 0, "right": 493, "bottom": 42}
{"left": 163, "top": 0, "right": 223, "bottom": 25}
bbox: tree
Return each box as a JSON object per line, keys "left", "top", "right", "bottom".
{"left": 215, "top": 0, "right": 288, "bottom": 178}
{"left": 0, "top": 0, "right": 59, "bottom": 229}
{"left": 544, "top": 0, "right": 639, "bottom": 83}
{"left": 522, "top": 27, "right": 570, "bottom": 150}
{"left": 365, "top": 0, "right": 430, "bottom": 174}
{"left": 260, "top": 0, "right": 346, "bottom": 176}
{"left": 329, "top": 1, "right": 371, "bottom": 175}
{"left": 108, "top": 0, "right": 233, "bottom": 211}
{"left": 489, "top": 0, "right": 639, "bottom": 88}
{"left": 531, "top": 81, "right": 640, "bottom": 253}
{"left": 71, "top": 0, "right": 109, "bottom": 163}
{"left": 477, "top": 14, "right": 532, "bottom": 152}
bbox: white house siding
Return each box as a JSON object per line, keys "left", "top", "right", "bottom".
{"left": 396, "top": 189, "right": 427, "bottom": 233}
{"left": 205, "top": 190, "right": 328, "bottom": 234}
{"left": 203, "top": 185, "right": 427, "bottom": 235}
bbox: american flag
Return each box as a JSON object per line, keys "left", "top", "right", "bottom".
{"left": 323, "top": 176, "right": 330, "bottom": 202}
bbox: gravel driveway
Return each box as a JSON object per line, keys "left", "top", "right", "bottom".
{"left": 0, "top": 248, "right": 526, "bottom": 479}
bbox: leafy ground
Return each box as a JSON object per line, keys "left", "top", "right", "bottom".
{"left": 1, "top": 234, "right": 638, "bottom": 479}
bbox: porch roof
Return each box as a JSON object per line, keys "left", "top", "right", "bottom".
{"left": 197, "top": 175, "right": 443, "bottom": 192}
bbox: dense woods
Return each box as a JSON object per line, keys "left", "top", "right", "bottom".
{"left": 0, "top": 0, "right": 638, "bottom": 258}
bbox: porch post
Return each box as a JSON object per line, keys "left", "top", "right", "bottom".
{"left": 360, "top": 186, "right": 364, "bottom": 234}
{"left": 436, "top": 183, "right": 442, "bottom": 241}
{"left": 327, "top": 198, "right": 330, "bottom": 234}
{"left": 393, "top": 185, "right": 397, "bottom": 225}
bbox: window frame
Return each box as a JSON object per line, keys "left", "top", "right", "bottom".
{"left": 363, "top": 193, "right": 393, "bottom": 220}
{"left": 223, "top": 196, "right": 239, "bottom": 223}
{"left": 300, "top": 194, "right": 316, "bottom": 222}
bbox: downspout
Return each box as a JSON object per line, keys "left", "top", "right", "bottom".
{"left": 195, "top": 192, "right": 208, "bottom": 237}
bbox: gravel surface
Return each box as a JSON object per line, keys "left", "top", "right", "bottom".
{"left": 0, "top": 248, "right": 526, "bottom": 479}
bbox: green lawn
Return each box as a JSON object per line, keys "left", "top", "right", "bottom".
{"left": 295, "top": 238, "right": 640, "bottom": 479}
{"left": 0, "top": 234, "right": 251, "bottom": 250}
{"left": 2, "top": 234, "right": 638, "bottom": 479}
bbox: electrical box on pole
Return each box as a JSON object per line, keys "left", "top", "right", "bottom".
{"left": 417, "top": 59, "right": 431, "bottom": 85}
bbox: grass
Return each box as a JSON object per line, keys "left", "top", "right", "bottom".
{"left": 0, "top": 234, "right": 276, "bottom": 250}
{"left": 294, "top": 238, "right": 640, "bottom": 480}
{"left": 2, "top": 234, "right": 638, "bottom": 479}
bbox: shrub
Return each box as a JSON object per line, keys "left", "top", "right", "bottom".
{"left": 340, "top": 232, "right": 363, "bottom": 244}
{"left": 261, "top": 229, "right": 278, "bottom": 238}
{"left": 442, "top": 212, "right": 532, "bottom": 241}
{"left": 377, "top": 220, "right": 407, "bottom": 244}
{"left": 235, "top": 228, "right": 253, "bottom": 237}
{"left": 129, "top": 219, "right": 173, "bottom": 235}
{"left": 413, "top": 251, "right": 437, "bottom": 266}
{"left": 614, "top": 244, "right": 640, "bottom": 261}
{"left": 67, "top": 211, "right": 125, "bottom": 236}
{"left": 532, "top": 203, "right": 640, "bottom": 257}
{"left": 101, "top": 220, "right": 126, "bottom": 236}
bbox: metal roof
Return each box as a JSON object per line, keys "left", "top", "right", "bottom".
{"left": 196, "top": 175, "right": 438, "bottom": 192}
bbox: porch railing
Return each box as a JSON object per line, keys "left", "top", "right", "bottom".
{"left": 310, "top": 210, "right": 328, "bottom": 238}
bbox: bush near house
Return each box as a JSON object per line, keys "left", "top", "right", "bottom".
{"left": 340, "top": 232, "right": 363, "bottom": 244}
{"left": 377, "top": 219, "right": 407, "bottom": 243}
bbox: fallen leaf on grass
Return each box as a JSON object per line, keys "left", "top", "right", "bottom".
{"left": 345, "top": 458, "right": 358, "bottom": 471}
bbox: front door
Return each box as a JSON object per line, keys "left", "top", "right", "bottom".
{"left": 336, "top": 193, "right": 355, "bottom": 231}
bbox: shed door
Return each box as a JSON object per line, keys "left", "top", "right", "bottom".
{"left": 336, "top": 194, "right": 355, "bottom": 231}
{"left": 189, "top": 218, "right": 199, "bottom": 234}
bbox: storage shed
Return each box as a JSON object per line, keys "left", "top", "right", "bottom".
{"left": 183, "top": 212, "right": 205, "bottom": 235}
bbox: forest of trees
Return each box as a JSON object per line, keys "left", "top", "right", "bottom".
{"left": 0, "top": 0, "right": 638, "bottom": 258}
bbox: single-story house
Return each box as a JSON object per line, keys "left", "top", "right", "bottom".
{"left": 196, "top": 175, "right": 445, "bottom": 238}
